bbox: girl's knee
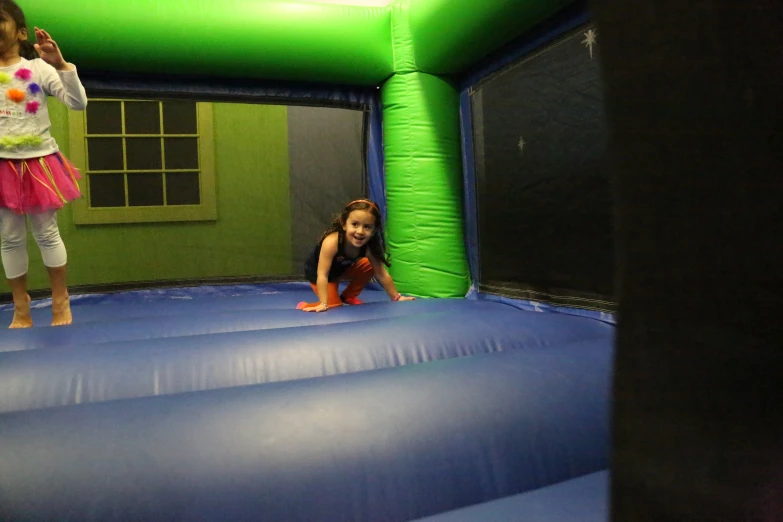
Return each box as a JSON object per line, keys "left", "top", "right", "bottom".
{"left": 356, "top": 258, "right": 373, "bottom": 272}
{"left": 0, "top": 231, "right": 26, "bottom": 252}
{"left": 0, "top": 225, "right": 27, "bottom": 252}
{"left": 29, "top": 213, "right": 63, "bottom": 249}
{"left": 0, "top": 209, "right": 28, "bottom": 250}
{"left": 31, "top": 227, "right": 63, "bottom": 249}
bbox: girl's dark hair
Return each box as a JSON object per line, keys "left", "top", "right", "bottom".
{"left": 0, "top": 0, "right": 37, "bottom": 60}
{"left": 320, "top": 199, "right": 391, "bottom": 267}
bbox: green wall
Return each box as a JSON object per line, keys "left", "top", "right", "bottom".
{"left": 5, "top": 99, "right": 291, "bottom": 292}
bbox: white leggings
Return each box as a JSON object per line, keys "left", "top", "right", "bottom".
{"left": 0, "top": 208, "right": 67, "bottom": 279}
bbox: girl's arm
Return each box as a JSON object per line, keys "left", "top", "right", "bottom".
{"left": 34, "top": 28, "right": 87, "bottom": 110}
{"left": 367, "top": 252, "right": 416, "bottom": 302}
{"left": 304, "top": 233, "right": 339, "bottom": 312}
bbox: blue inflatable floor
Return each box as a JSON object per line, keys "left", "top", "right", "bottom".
{"left": 412, "top": 470, "right": 609, "bottom": 522}
{"left": 0, "top": 283, "right": 614, "bottom": 521}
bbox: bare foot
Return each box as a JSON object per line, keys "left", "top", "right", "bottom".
{"left": 51, "top": 292, "right": 72, "bottom": 326}
{"left": 9, "top": 294, "right": 33, "bottom": 329}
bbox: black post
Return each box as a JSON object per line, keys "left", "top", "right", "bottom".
{"left": 589, "top": 0, "right": 783, "bottom": 520}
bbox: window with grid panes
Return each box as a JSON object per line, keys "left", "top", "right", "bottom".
{"left": 68, "top": 98, "right": 216, "bottom": 224}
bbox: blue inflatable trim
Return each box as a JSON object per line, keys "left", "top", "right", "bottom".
{"left": 367, "top": 93, "right": 387, "bottom": 221}
{"left": 476, "top": 291, "right": 616, "bottom": 325}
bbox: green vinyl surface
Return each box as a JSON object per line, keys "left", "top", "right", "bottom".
{"left": 20, "top": 0, "right": 394, "bottom": 85}
{"left": 381, "top": 72, "right": 469, "bottom": 297}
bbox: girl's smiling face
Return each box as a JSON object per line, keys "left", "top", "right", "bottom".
{"left": 342, "top": 209, "right": 376, "bottom": 249}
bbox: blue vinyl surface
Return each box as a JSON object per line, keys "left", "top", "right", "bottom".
{"left": 0, "top": 344, "right": 611, "bottom": 521}
{"left": 0, "top": 285, "right": 611, "bottom": 353}
{"left": 0, "top": 300, "right": 612, "bottom": 413}
{"left": 0, "top": 283, "right": 613, "bottom": 522}
{"left": 412, "top": 470, "right": 608, "bottom": 522}
{"left": 0, "top": 282, "right": 387, "bottom": 323}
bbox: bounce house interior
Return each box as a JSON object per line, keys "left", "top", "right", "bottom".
{"left": 2, "top": 0, "right": 779, "bottom": 520}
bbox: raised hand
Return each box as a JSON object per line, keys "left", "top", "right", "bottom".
{"left": 33, "top": 27, "right": 71, "bottom": 71}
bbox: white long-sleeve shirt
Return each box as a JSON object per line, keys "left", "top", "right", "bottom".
{"left": 0, "top": 58, "right": 87, "bottom": 160}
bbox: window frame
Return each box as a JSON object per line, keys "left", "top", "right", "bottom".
{"left": 68, "top": 99, "right": 216, "bottom": 225}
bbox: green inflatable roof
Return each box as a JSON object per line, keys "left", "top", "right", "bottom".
{"left": 22, "top": 0, "right": 572, "bottom": 85}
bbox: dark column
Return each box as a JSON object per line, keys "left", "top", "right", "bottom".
{"left": 590, "top": 1, "right": 783, "bottom": 520}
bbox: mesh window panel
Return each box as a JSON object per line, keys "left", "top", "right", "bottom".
{"left": 124, "top": 101, "right": 161, "bottom": 134}
{"left": 90, "top": 174, "right": 126, "bottom": 207}
{"left": 87, "top": 137, "right": 124, "bottom": 171}
{"left": 162, "top": 101, "right": 198, "bottom": 134}
{"left": 471, "top": 24, "right": 616, "bottom": 312}
{"left": 86, "top": 101, "right": 122, "bottom": 134}
{"left": 126, "top": 138, "right": 162, "bottom": 170}
{"left": 164, "top": 138, "right": 199, "bottom": 169}
{"left": 287, "top": 106, "right": 367, "bottom": 276}
{"left": 165, "top": 173, "right": 200, "bottom": 205}
{"left": 127, "top": 173, "right": 164, "bottom": 206}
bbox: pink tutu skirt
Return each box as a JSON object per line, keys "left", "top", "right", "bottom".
{"left": 0, "top": 152, "right": 82, "bottom": 214}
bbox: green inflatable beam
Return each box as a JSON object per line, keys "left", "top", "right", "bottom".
{"left": 408, "top": 0, "right": 573, "bottom": 75}
{"left": 382, "top": 1, "right": 469, "bottom": 297}
{"left": 19, "top": 0, "right": 394, "bottom": 85}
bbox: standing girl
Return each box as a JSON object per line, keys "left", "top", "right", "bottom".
{"left": 298, "top": 199, "right": 415, "bottom": 312}
{"left": 0, "top": 0, "right": 87, "bottom": 327}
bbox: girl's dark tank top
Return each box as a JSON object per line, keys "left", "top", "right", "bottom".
{"left": 304, "top": 232, "right": 367, "bottom": 283}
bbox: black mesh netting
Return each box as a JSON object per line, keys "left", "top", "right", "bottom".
{"left": 471, "top": 23, "right": 615, "bottom": 312}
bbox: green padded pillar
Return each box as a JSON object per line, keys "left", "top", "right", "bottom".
{"left": 381, "top": 1, "right": 469, "bottom": 298}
